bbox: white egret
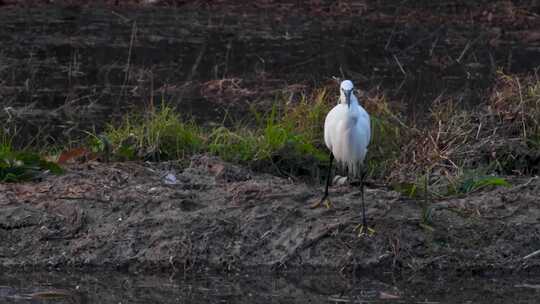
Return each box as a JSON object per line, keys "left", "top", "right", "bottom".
{"left": 313, "top": 80, "right": 371, "bottom": 230}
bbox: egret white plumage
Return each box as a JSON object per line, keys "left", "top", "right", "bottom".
{"left": 313, "top": 80, "right": 371, "bottom": 230}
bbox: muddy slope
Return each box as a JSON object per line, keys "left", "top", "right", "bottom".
{"left": 1, "top": 155, "right": 540, "bottom": 274}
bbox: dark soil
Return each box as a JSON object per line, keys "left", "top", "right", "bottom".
{"left": 1, "top": 155, "right": 540, "bottom": 275}
{"left": 3, "top": 1, "right": 540, "bottom": 146}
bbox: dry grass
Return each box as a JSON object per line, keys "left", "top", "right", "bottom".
{"left": 387, "top": 71, "right": 540, "bottom": 196}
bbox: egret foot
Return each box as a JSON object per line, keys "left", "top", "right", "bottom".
{"left": 323, "top": 198, "right": 333, "bottom": 209}
{"left": 354, "top": 224, "right": 376, "bottom": 237}
{"left": 310, "top": 197, "right": 333, "bottom": 209}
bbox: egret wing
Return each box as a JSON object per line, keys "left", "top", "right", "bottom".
{"left": 357, "top": 106, "right": 371, "bottom": 145}
{"left": 324, "top": 104, "right": 347, "bottom": 150}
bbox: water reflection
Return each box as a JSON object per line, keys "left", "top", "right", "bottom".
{"left": 1, "top": 271, "right": 539, "bottom": 304}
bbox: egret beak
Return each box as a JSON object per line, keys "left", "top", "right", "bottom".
{"left": 345, "top": 89, "right": 352, "bottom": 108}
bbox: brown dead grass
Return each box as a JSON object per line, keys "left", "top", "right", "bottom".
{"left": 386, "top": 71, "right": 540, "bottom": 188}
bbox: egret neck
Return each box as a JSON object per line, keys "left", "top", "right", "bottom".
{"left": 340, "top": 89, "right": 358, "bottom": 109}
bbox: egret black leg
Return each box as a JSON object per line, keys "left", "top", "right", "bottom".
{"left": 311, "top": 152, "right": 334, "bottom": 208}
{"left": 322, "top": 153, "right": 334, "bottom": 200}
{"left": 354, "top": 168, "right": 374, "bottom": 237}
{"left": 360, "top": 168, "right": 367, "bottom": 228}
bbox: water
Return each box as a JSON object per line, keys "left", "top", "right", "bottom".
{"left": 1, "top": 271, "right": 539, "bottom": 303}
{"left": 2, "top": 4, "right": 538, "bottom": 146}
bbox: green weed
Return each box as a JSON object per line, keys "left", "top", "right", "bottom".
{"left": 0, "top": 135, "right": 62, "bottom": 182}
{"left": 209, "top": 99, "right": 328, "bottom": 177}
{"left": 101, "top": 92, "right": 330, "bottom": 177}
{"left": 105, "top": 103, "right": 204, "bottom": 161}
{"left": 447, "top": 170, "right": 510, "bottom": 195}
{"left": 394, "top": 169, "right": 509, "bottom": 199}
{"left": 208, "top": 127, "right": 258, "bottom": 162}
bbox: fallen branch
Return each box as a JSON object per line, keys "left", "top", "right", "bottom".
{"left": 523, "top": 249, "right": 540, "bottom": 260}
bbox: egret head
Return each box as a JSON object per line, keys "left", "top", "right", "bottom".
{"left": 340, "top": 80, "right": 354, "bottom": 108}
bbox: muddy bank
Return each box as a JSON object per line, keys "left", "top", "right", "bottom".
{"left": 1, "top": 155, "right": 539, "bottom": 275}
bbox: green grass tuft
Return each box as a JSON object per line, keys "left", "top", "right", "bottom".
{"left": 103, "top": 94, "right": 330, "bottom": 177}
{"left": 0, "top": 133, "right": 62, "bottom": 182}
{"left": 105, "top": 103, "right": 204, "bottom": 161}
{"left": 209, "top": 96, "right": 329, "bottom": 177}
{"left": 448, "top": 171, "right": 510, "bottom": 195}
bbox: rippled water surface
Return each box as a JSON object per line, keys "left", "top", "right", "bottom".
{"left": 1, "top": 271, "right": 540, "bottom": 304}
